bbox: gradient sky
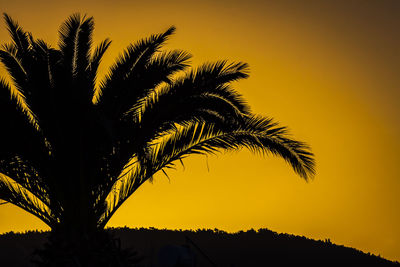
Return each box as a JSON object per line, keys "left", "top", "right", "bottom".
{"left": 0, "top": 0, "right": 399, "bottom": 262}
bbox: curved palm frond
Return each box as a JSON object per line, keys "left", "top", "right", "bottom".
{"left": 0, "top": 156, "right": 49, "bottom": 206}
{"left": 0, "top": 46, "right": 28, "bottom": 93}
{"left": 96, "top": 26, "right": 178, "bottom": 116}
{"left": 123, "top": 61, "right": 251, "bottom": 157}
{"left": 0, "top": 173, "right": 55, "bottom": 227}
{"left": 90, "top": 38, "right": 112, "bottom": 97}
{"left": 99, "top": 116, "right": 314, "bottom": 227}
{"left": 58, "top": 13, "right": 95, "bottom": 105}
{"left": 149, "top": 116, "right": 315, "bottom": 179}
{"left": 91, "top": 61, "right": 252, "bottom": 210}
{"left": 3, "top": 13, "right": 30, "bottom": 57}
{"left": 58, "top": 14, "right": 93, "bottom": 73}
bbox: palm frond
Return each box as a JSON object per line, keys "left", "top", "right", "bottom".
{"left": 147, "top": 50, "right": 192, "bottom": 84}
{"left": 90, "top": 38, "right": 111, "bottom": 98}
{"left": 189, "top": 61, "right": 250, "bottom": 87}
{"left": 58, "top": 13, "right": 95, "bottom": 104}
{"left": 118, "top": 49, "right": 192, "bottom": 117}
{"left": 0, "top": 156, "right": 50, "bottom": 206}
{"left": 126, "top": 62, "right": 251, "bottom": 155}
{"left": 104, "top": 61, "right": 252, "bottom": 188}
{"left": 99, "top": 116, "right": 314, "bottom": 228}
{"left": 97, "top": 159, "right": 144, "bottom": 228}
{"left": 0, "top": 173, "right": 56, "bottom": 227}
{"left": 96, "top": 26, "right": 176, "bottom": 115}
{"left": 106, "top": 25, "right": 175, "bottom": 83}
{"left": 149, "top": 116, "right": 315, "bottom": 180}
{"left": 14, "top": 37, "right": 62, "bottom": 141}
{"left": 3, "top": 13, "right": 30, "bottom": 56}
{"left": 58, "top": 14, "right": 89, "bottom": 72}
{"left": 0, "top": 48, "right": 28, "bottom": 92}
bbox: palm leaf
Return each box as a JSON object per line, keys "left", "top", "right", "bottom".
{"left": 125, "top": 61, "right": 251, "bottom": 157}
{"left": 0, "top": 48, "right": 28, "bottom": 93}
{"left": 96, "top": 26, "right": 176, "bottom": 116}
{"left": 0, "top": 156, "right": 50, "bottom": 206}
{"left": 100, "top": 116, "right": 314, "bottom": 227}
{"left": 3, "top": 13, "right": 29, "bottom": 57}
{"left": 58, "top": 13, "right": 95, "bottom": 104}
{"left": 90, "top": 38, "right": 112, "bottom": 99}
{"left": 150, "top": 117, "right": 315, "bottom": 180}
{"left": 0, "top": 173, "right": 55, "bottom": 227}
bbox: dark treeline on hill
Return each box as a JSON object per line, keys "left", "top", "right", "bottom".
{"left": 0, "top": 227, "right": 398, "bottom": 266}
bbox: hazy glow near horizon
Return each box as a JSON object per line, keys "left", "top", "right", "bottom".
{"left": 0, "top": 0, "right": 399, "bottom": 262}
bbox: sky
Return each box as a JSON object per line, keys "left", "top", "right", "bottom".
{"left": 0, "top": 0, "right": 399, "bottom": 262}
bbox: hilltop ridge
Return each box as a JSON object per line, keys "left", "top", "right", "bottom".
{"left": 0, "top": 227, "right": 398, "bottom": 266}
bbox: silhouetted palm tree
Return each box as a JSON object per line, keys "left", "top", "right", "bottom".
{"left": 0, "top": 14, "right": 315, "bottom": 266}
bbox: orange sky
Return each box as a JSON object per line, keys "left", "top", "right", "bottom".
{"left": 0, "top": 0, "right": 399, "bottom": 262}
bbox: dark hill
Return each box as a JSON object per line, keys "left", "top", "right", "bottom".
{"left": 0, "top": 228, "right": 398, "bottom": 266}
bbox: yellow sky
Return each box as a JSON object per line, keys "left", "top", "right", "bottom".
{"left": 0, "top": 0, "right": 399, "bottom": 262}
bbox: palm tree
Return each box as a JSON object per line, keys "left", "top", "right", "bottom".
{"left": 0, "top": 13, "right": 315, "bottom": 266}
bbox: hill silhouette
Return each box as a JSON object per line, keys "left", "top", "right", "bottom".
{"left": 0, "top": 227, "right": 398, "bottom": 266}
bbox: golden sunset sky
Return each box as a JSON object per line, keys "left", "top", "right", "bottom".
{"left": 0, "top": 0, "right": 399, "bottom": 262}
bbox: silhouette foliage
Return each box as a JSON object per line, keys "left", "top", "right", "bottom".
{"left": 0, "top": 13, "right": 315, "bottom": 265}
{"left": 0, "top": 228, "right": 398, "bottom": 266}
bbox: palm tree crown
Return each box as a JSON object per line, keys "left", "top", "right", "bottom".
{"left": 0, "top": 14, "right": 315, "bottom": 234}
